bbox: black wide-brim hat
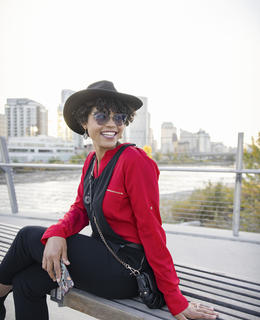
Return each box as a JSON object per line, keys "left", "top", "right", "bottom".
{"left": 63, "top": 80, "right": 143, "bottom": 135}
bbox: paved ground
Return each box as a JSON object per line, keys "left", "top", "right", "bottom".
{"left": 1, "top": 213, "right": 260, "bottom": 319}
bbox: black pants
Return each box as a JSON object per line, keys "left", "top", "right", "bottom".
{"left": 0, "top": 226, "right": 144, "bottom": 320}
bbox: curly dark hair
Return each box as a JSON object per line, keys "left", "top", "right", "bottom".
{"left": 73, "top": 97, "right": 136, "bottom": 129}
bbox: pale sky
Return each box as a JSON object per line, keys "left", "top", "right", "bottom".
{"left": 0, "top": 0, "right": 259, "bottom": 148}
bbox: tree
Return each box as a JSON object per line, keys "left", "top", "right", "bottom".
{"left": 241, "top": 132, "right": 260, "bottom": 231}
{"left": 154, "top": 151, "right": 162, "bottom": 162}
{"left": 143, "top": 145, "right": 152, "bottom": 158}
{"left": 162, "top": 133, "right": 260, "bottom": 232}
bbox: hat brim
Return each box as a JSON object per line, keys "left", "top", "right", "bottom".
{"left": 63, "top": 88, "right": 143, "bottom": 135}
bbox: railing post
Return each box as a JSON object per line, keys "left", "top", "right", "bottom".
{"left": 232, "top": 132, "right": 244, "bottom": 236}
{"left": 0, "top": 136, "right": 18, "bottom": 214}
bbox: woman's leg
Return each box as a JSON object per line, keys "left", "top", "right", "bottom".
{"left": 12, "top": 263, "right": 57, "bottom": 320}
{"left": 0, "top": 226, "right": 46, "bottom": 286}
{"left": 0, "top": 226, "right": 141, "bottom": 319}
{"left": 0, "top": 226, "right": 52, "bottom": 320}
{"left": 65, "top": 234, "right": 141, "bottom": 299}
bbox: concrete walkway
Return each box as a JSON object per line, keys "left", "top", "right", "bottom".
{"left": 1, "top": 213, "right": 260, "bottom": 319}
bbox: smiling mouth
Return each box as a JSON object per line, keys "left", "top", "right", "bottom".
{"left": 101, "top": 131, "right": 117, "bottom": 138}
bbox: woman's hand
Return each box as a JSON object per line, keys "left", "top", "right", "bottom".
{"left": 42, "top": 236, "right": 70, "bottom": 282}
{"left": 175, "top": 302, "right": 219, "bottom": 319}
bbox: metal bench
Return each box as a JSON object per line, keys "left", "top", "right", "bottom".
{"left": 1, "top": 223, "right": 260, "bottom": 320}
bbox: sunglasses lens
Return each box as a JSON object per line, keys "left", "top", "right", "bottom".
{"left": 93, "top": 112, "right": 127, "bottom": 126}
{"left": 113, "top": 114, "right": 127, "bottom": 126}
{"left": 93, "top": 112, "right": 108, "bottom": 125}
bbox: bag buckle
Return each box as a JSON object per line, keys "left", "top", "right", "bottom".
{"left": 126, "top": 264, "right": 140, "bottom": 276}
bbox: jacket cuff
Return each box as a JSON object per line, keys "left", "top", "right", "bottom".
{"left": 40, "top": 227, "right": 66, "bottom": 245}
{"left": 165, "top": 287, "right": 189, "bottom": 316}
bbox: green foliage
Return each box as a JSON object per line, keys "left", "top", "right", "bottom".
{"left": 162, "top": 182, "right": 234, "bottom": 229}
{"left": 161, "top": 133, "right": 260, "bottom": 232}
{"left": 143, "top": 145, "right": 152, "bottom": 158}
{"left": 48, "top": 157, "right": 64, "bottom": 164}
{"left": 241, "top": 132, "right": 260, "bottom": 231}
{"left": 69, "top": 151, "right": 88, "bottom": 164}
{"left": 154, "top": 152, "right": 162, "bottom": 162}
{"left": 244, "top": 132, "right": 260, "bottom": 171}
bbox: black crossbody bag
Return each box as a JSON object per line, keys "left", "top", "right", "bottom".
{"left": 83, "top": 144, "right": 165, "bottom": 309}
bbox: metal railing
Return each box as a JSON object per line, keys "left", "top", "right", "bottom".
{"left": 1, "top": 133, "right": 260, "bottom": 236}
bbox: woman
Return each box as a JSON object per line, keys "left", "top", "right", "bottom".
{"left": 0, "top": 81, "right": 218, "bottom": 320}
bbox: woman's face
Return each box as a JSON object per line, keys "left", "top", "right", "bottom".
{"left": 84, "top": 107, "right": 126, "bottom": 153}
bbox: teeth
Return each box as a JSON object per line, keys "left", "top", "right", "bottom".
{"left": 101, "top": 131, "right": 116, "bottom": 137}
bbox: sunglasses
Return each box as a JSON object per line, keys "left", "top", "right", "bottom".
{"left": 92, "top": 112, "right": 127, "bottom": 126}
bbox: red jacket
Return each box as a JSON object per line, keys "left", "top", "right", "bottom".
{"left": 41, "top": 143, "right": 188, "bottom": 316}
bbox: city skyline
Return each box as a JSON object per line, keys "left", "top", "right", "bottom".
{"left": 0, "top": 0, "right": 259, "bottom": 148}
{"left": 1, "top": 93, "right": 232, "bottom": 151}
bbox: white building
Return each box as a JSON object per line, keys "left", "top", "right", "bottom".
{"left": 7, "top": 135, "right": 75, "bottom": 162}
{"left": 126, "top": 96, "right": 151, "bottom": 148}
{"left": 197, "top": 129, "right": 211, "bottom": 153}
{"left": 0, "top": 114, "right": 7, "bottom": 138}
{"left": 5, "top": 98, "right": 48, "bottom": 137}
{"left": 161, "top": 122, "right": 177, "bottom": 154}
{"left": 211, "top": 142, "right": 227, "bottom": 153}
{"left": 57, "top": 89, "right": 83, "bottom": 149}
{"left": 179, "top": 129, "right": 211, "bottom": 153}
{"left": 179, "top": 129, "right": 197, "bottom": 153}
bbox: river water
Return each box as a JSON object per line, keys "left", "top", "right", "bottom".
{"left": 0, "top": 165, "right": 235, "bottom": 217}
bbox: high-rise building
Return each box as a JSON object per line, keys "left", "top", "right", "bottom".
{"left": 197, "top": 129, "right": 211, "bottom": 153}
{"left": 179, "top": 129, "right": 197, "bottom": 153}
{"left": 0, "top": 114, "right": 7, "bottom": 137}
{"left": 5, "top": 99, "right": 48, "bottom": 137}
{"left": 179, "top": 129, "right": 211, "bottom": 153}
{"left": 57, "top": 89, "right": 83, "bottom": 149}
{"left": 211, "top": 142, "right": 227, "bottom": 153}
{"left": 126, "top": 97, "right": 151, "bottom": 148}
{"left": 57, "top": 90, "right": 75, "bottom": 142}
{"left": 161, "top": 122, "right": 177, "bottom": 154}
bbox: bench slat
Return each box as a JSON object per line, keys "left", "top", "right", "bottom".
{"left": 176, "top": 264, "right": 260, "bottom": 286}
{"left": 178, "top": 273, "right": 260, "bottom": 300}
{"left": 180, "top": 279, "right": 260, "bottom": 306}
{"left": 176, "top": 265, "right": 260, "bottom": 291}
{"left": 181, "top": 287, "right": 260, "bottom": 317}
{"left": 64, "top": 289, "right": 163, "bottom": 320}
{"left": 135, "top": 296, "right": 256, "bottom": 320}
{"left": 113, "top": 298, "right": 173, "bottom": 320}
{"left": 0, "top": 226, "right": 20, "bottom": 235}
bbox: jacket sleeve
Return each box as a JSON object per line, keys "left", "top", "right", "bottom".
{"left": 41, "top": 157, "right": 90, "bottom": 245}
{"left": 124, "top": 149, "right": 188, "bottom": 316}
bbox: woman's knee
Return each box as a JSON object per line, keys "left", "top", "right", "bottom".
{"left": 17, "top": 226, "right": 46, "bottom": 238}
{"left": 15, "top": 226, "right": 46, "bottom": 246}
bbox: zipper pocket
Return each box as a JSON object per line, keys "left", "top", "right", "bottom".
{"left": 106, "top": 189, "right": 124, "bottom": 195}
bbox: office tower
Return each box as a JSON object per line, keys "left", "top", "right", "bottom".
{"left": 57, "top": 89, "right": 83, "bottom": 149}
{"left": 179, "top": 129, "right": 197, "bottom": 153}
{"left": 0, "top": 114, "right": 7, "bottom": 137}
{"left": 161, "top": 122, "right": 177, "bottom": 154}
{"left": 5, "top": 98, "right": 48, "bottom": 137}
{"left": 179, "top": 129, "right": 211, "bottom": 153}
{"left": 57, "top": 89, "right": 75, "bottom": 142}
{"left": 127, "top": 96, "right": 151, "bottom": 148}
{"left": 197, "top": 129, "right": 211, "bottom": 153}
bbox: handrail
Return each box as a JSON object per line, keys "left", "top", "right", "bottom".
{"left": 0, "top": 162, "right": 260, "bottom": 174}
{"left": 0, "top": 163, "right": 81, "bottom": 169}
{"left": 1, "top": 133, "right": 260, "bottom": 236}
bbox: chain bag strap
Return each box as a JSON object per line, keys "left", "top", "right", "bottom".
{"left": 89, "top": 158, "right": 165, "bottom": 309}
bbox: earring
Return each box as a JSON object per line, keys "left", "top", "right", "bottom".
{"left": 83, "top": 128, "right": 89, "bottom": 140}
